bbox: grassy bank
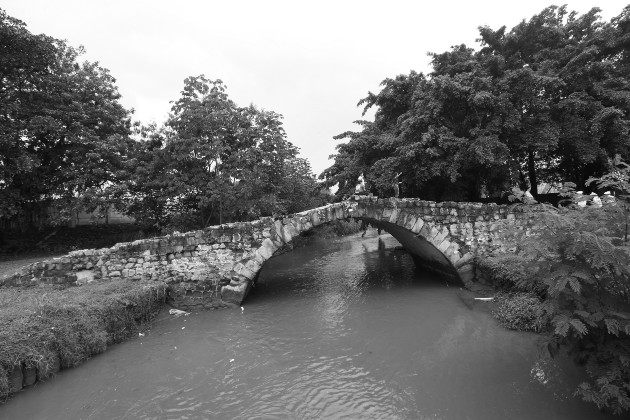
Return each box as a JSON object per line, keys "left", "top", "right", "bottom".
{"left": 0, "top": 279, "right": 167, "bottom": 401}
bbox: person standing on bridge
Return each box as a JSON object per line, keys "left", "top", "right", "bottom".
{"left": 392, "top": 172, "right": 402, "bottom": 198}
{"left": 355, "top": 174, "right": 367, "bottom": 195}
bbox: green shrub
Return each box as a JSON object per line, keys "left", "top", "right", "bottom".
{"left": 515, "top": 202, "right": 630, "bottom": 415}
{"left": 477, "top": 255, "right": 542, "bottom": 293}
{"left": 492, "top": 292, "right": 544, "bottom": 332}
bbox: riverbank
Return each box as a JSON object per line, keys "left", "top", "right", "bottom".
{"left": 0, "top": 219, "right": 363, "bottom": 403}
{"left": 0, "top": 278, "right": 167, "bottom": 401}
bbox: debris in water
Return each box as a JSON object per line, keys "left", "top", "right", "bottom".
{"left": 473, "top": 297, "right": 494, "bottom": 301}
{"left": 181, "top": 327, "right": 185, "bottom": 330}
{"left": 230, "top": 359, "right": 235, "bottom": 363}
{"left": 169, "top": 308, "right": 190, "bottom": 317}
{"left": 138, "top": 332, "right": 145, "bottom": 337}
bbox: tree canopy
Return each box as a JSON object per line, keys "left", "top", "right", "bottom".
{"left": 322, "top": 5, "right": 630, "bottom": 202}
{"left": 0, "top": 10, "right": 324, "bottom": 231}
{"left": 0, "top": 10, "right": 132, "bottom": 226}
{"left": 103, "top": 76, "right": 325, "bottom": 230}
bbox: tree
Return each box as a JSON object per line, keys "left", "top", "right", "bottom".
{"left": 478, "top": 5, "right": 630, "bottom": 192}
{"left": 323, "top": 5, "right": 630, "bottom": 201}
{"left": 117, "top": 76, "right": 323, "bottom": 230}
{"left": 321, "top": 72, "right": 428, "bottom": 198}
{"left": 0, "top": 9, "right": 132, "bottom": 228}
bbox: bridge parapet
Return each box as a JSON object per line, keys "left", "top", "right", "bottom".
{"left": 0, "top": 198, "right": 548, "bottom": 309}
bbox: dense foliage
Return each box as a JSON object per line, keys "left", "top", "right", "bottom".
{"left": 322, "top": 5, "right": 630, "bottom": 201}
{"left": 0, "top": 10, "right": 133, "bottom": 227}
{"left": 530, "top": 207, "right": 630, "bottom": 414}
{"left": 0, "top": 10, "right": 325, "bottom": 232}
{"left": 481, "top": 171, "right": 630, "bottom": 414}
{"left": 104, "top": 76, "right": 327, "bottom": 231}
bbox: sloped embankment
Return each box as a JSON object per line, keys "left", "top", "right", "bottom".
{"left": 0, "top": 279, "right": 167, "bottom": 401}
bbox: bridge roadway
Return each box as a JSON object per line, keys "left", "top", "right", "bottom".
{"left": 2, "top": 196, "right": 545, "bottom": 309}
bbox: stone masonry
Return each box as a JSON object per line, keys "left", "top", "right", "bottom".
{"left": 0, "top": 196, "right": 547, "bottom": 309}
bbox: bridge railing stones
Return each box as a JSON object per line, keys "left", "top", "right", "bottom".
{"left": 0, "top": 197, "right": 549, "bottom": 309}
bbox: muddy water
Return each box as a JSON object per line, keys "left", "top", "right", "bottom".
{"left": 0, "top": 232, "right": 617, "bottom": 419}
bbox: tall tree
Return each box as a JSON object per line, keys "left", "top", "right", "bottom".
{"left": 323, "top": 5, "right": 630, "bottom": 201}
{"left": 117, "top": 76, "right": 323, "bottom": 230}
{"left": 0, "top": 9, "right": 132, "bottom": 227}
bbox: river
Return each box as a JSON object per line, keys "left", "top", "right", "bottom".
{"left": 0, "top": 232, "right": 618, "bottom": 419}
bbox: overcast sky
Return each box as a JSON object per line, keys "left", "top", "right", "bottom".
{"left": 2, "top": 1, "right": 628, "bottom": 175}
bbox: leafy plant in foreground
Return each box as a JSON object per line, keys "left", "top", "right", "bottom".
{"left": 515, "top": 201, "right": 630, "bottom": 414}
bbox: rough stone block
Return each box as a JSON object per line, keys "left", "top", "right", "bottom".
{"left": 437, "top": 238, "right": 451, "bottom": 253}
{"left": 419, "top": 223, "right": 432, "bottom": 239}
{"left": 381, "top": 207, "right": 393, "bottom": 221}
{"left": 75, "top": 270, "right": 95, "bottom": 285}
{"left": 430, "top": 227, "right": 444, "bottom": 244}
{"left": 8, "top": 365, "right": 23, "bottom": 393}
{"left": 282, "top": 223, "right": 298, "bottom": 243}
{"left": 454, "top": 252, "right": 473, "bottom": 269}
{"left": 22, "top": 366, "right": 37, "bottom": 387}
{"left": 404, "top": 215, "right": 417, "bottom": 231}
{"left": 245, "top": 259, "right": 262, "bottom": 274}
{"left": 412, "top": 217, "right": 425, "bottom": 234}
{"left": 258, "top": 238, "right": 275, "bottom": 260}
{"left": 388, "top": 208, "right": 400, "bottom": 224}
{"left": 457, "top": 262, "right": 475, "bottom": 287}
{"left": 221, "top": 282, "right": 249, "bottom": 305}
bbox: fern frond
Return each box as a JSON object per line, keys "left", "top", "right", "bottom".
{"left": 570, "top": 318, "right": 588, "bottom": 336}
{"left": 605, "top": 319, "right": 621, "bottom": 336}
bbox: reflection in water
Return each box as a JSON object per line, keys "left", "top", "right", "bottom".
{"left": 0, "top": 232, "right": 617, "bottom": 419}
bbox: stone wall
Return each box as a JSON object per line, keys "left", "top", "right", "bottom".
{"left": 0, "top": 197, "right": 547, "bottom": 309}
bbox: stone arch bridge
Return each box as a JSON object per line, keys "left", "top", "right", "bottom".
{"left": 2, "top": 197, "right": 545, "bottom": 309}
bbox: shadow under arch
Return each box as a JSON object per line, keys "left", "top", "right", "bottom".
{"left": 351, "top": 217, "right": 463, "bottom": 287}
{"left": 246, "top": 216, "right": 463, "bottom": 306}
{"left": 232, "top": 206, "right": 469, "bottom": 306}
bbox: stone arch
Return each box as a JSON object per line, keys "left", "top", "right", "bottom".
{"left": 350, "top": 217, "right": 462, "bottom": 285}
{"left": 230, "top": 206, "right": 466, "bottom": 305}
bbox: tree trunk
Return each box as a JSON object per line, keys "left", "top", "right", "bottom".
{"left": 527, "top": 149, "right": 538, "bottom": 199}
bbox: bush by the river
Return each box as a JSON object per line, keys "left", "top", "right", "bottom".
{"left": 481, "top": 200, "right": 630, "bottom": 415}
{"left": 477, "top": 254, "right": 541, "bottom": 293}
{"left": 492, "top": 292, "right": 543, "bottom": 332}
{"left": 0, "top": 280, "right": 167, "bottom": 401}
